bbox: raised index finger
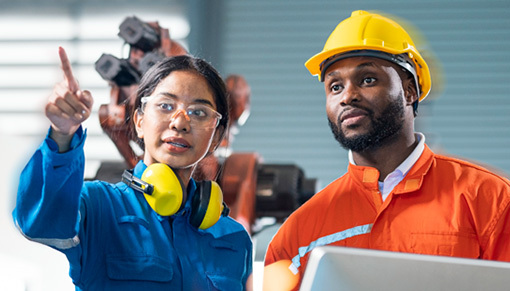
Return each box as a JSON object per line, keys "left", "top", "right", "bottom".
{"left": 58, "top": 47, "right": 79, "bottom": 93}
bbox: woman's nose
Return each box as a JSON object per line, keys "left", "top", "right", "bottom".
{"left": 169, "top": 109, "right": 191, "bottom": 131}
{"left": 171, "top": 109, "right": 191, "bottom": 122}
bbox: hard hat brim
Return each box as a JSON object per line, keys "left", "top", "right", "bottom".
{"left": 305, "top": 46, "right": 431, "bottom": 102}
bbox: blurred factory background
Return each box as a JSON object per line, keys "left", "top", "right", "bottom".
{"left": 1, "top": 0, "right": 509, "bottom": 290}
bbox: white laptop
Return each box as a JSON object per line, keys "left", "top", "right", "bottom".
{"left": 300, "top": 246, "right": 510, "bottom": 291}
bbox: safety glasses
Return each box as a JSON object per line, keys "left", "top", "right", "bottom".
{"left": 140, "top": 96, "right": 222, "bottom": 129}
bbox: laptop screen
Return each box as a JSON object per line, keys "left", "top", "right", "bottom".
{"left": 300, "top": 246, "right": 510, "bottom": 291}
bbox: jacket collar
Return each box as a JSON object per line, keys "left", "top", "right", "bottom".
{"left": 348, "top": 144, "right": 434, "bottom": 194}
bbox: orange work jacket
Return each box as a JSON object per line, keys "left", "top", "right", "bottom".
{"left": 265, "top": 145, "right": 510, "bottom": 288}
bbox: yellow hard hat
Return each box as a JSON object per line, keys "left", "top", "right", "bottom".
{"left": 305, "top": 10, "right": 431, "bottom": 102}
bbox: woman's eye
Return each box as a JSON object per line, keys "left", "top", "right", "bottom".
{"left": 189, "top": 108, "right": 207, "bottom": 118}
{"left": 159, "top": 103, "right": 175, "bottom": 111}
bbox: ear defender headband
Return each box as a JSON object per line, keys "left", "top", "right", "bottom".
{"left": 122, "top": 163, "right": 229, "bottom": 229}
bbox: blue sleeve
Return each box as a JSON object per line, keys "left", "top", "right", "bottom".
{"left": 244, "top": 234, "right": 254, "bottom": 290}
{"left": 13, "top": 126, "right": 86, "bottom": 247}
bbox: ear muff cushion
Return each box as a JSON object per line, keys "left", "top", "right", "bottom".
{"left": 190, "top": 181, "right": 224, "bottom": 229}
{"left": 142, "top": 163, "right": 184, "bottom": 216}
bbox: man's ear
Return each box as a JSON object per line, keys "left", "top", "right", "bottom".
{"left": 133, "top": 109, "right": 145, "bottom": 139}
{"left": 404, "top": 78, "right": 419, "bottom": 105}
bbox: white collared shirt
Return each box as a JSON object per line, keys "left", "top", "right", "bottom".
{"left": 348, "top": 133, "right": 426, "bottom": 201}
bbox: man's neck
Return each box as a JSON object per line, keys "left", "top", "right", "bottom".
{"left": 351, "top": 132, "right": 419, "bottom": 181}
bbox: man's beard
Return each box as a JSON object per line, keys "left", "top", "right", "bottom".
{"left": 328, "top": 96, "right": 405, "bottom": 152}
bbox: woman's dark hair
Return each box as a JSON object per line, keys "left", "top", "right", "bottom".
{"left": 132, "top": 55, "right": 229, "bottom": 147}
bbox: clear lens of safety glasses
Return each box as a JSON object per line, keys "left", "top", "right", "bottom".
{"left": 140, "top": 96, "right": 222, "bottom": 129}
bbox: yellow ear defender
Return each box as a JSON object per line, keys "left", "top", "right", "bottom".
{"left": 122, "top": 163, "right": 229, "bottom": 229}
{"left": 191, "top": 180, "right": 228, "bottom": 229}
{"left": 141, "top": 163, "right": 184, "bottom": 216}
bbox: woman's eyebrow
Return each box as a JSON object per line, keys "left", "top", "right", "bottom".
{"left": 156, "top": 92, "right": 178, "bottom": 99}
{"left": 156, "top": 92, "right": 215, "bottom": 107}
{"left": 194, "top": 99, "right": 215, "bottom": 107}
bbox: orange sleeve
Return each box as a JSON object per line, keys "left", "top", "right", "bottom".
{"left": 264, "top": 241, "right": 279, "bottom": 266}
{"left": 264, "top": 215, "right": 300, "bottom": 267}
{"left": 264, "top": 222, "right": 292, "bottom": 266}
{"left": 264, "top": 227, "right": 303, "bottom": 291}
{"left": 483, "top": 198, "right": 510, "bottom": 261}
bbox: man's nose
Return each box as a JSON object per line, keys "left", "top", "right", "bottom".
{"left": 339, "top": 83, "right": 360, "bottom": 105}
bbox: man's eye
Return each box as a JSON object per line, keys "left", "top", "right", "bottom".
{"left": 362, "top": 77, "right": 376, "bottom": 85}
{"left": 331, "top": 84, "right": 342, "bottom": 93}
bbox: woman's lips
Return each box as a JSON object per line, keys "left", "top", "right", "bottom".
{"left": 163, "top": 137, "right": 190, "bottom": 153}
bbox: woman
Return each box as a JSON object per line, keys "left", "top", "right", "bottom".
{"left": 13, "top": 47, "right": 253, "bottom": 290}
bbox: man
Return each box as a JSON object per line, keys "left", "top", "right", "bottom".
{"left": 265, "top": 10, "right": 510, "bottom": 288}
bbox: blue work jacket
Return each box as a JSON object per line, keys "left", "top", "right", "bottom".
{"left": 13, "top": 127, "right": 253, "bottom": 290}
